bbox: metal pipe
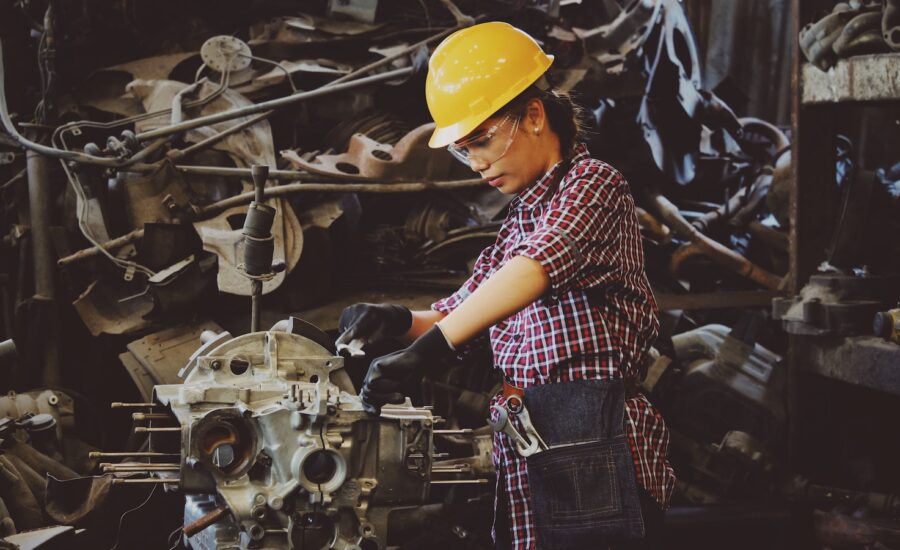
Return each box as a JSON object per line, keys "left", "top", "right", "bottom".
{"left": 183, "top": 506, "right": 230, "bottom": 537}
{"left": 135, "top": 67, "right": 414, "bottom": 141}
{"left": 89, "top": 452, "right": 179, "bottom": 459}
{"left": 167, "top": 111, "right": 272, "bottom": 161}
{"left": 193, "top": 178, "right": 484, "bottom": 218}
{"left": 26, "top": 151, "right": 54, "bottom": 300}
{"left": 101, "top": 464, "right": 179, "bottom": 472}
{"left": 25, "top": 150, "right": 60, "bottom": 387}
{"left": 134, "top": 427, "right": 181, "bottom": 433}
{"left": 57, "top": 228, "right": 144, "bottom": 267}
{"left": 110, "top": 402, "right": 158, "bottom": 408}
{"left": 650, "top": 192, "right": 783, "bottom": 289}
{"left": 111, "top": 478, "right": 179, "bottom": 484}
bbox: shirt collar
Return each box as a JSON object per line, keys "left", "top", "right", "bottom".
{"left": 510, "top": 143, "right": 591, "bottom": 210}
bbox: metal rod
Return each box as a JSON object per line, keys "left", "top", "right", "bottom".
{"left": 90, "top": 452, "right": 180, "bottom": 458}
{"left": 193, "top": 178, "right": 484, "bottom": 218}
{"left": 168, "top": 111, "right": 273, "bottom": 161}
{"left": 433, "top": 429, "right": 474, "bottom": 435}
{"left": 111, "top": 402, "right": 158, "bottom": 408}
{"left": 250, "top": 280, "right": 261, "bottom": 333}
{"left": 134, "top": 427, "right": 181, "bottom": 433}
{"left": 57, "top": 228, "right": 144, "bottom": 267}
{"left": 111, "top": 478, "right": 179, "bottom": 484}
{"left": 102, "top": 464, "right": 180, "bottom": 472}
{"left": 184, "top": 506, "right": 230, "bottom": 538}
{"left": 429, "top": 479, "right": 490, "bottom": 485}
{"left": 135, "top": 67, "right": 414, "bottom": 141}
{"left": 132, "top": 413, "right": 175, "bottom": 421}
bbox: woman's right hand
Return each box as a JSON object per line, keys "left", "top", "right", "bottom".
{"left": 335, "top": 303, "right": 413, "bottom": 356}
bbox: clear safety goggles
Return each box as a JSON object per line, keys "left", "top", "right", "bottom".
{"left": 447, "top": 114, "right": 520, "bottom": 166}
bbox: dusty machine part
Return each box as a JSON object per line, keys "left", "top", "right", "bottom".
{"left": 772, "top": 273, "right": 900, "bottom": 336}
{"left": 659, "top": 323, "right": 785, "bottom": 448}
{"left": 0, "top": 390, "right": 75, "bottom": 442}
{"left": 282, "top": 123, "right": 454, "bottom": 182}
{"left": 153, "top": 325, "right": 442, "bottom": 549}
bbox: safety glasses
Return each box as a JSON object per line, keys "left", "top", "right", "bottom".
{"left": 447, "top": 114, "right": 520, "bottom": 166}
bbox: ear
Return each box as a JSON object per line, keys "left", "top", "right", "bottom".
{"left": 524, "top": 98, "right": 546, "bottom": 133}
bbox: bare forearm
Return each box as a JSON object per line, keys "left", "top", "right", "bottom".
{"left": 401, "top": 309, "right": 447, "bottom": 342}
{"left": 438, "top": 256, "right": 549, "bottom": 346}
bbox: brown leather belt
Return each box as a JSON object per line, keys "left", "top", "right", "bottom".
{"left": 502, "top": 376, "right": 642, "bottom": 403}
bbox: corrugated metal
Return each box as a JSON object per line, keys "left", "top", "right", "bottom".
{"left": 684, "top": 0, "right": 792, "bottom": 126}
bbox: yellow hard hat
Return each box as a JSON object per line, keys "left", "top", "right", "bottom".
{"left": 425, "top": 22, "right": 554, "bottom": 148}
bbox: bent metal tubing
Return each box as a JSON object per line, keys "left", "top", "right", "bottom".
{"left": 1, "top": 36, "right": 413, "bottom": 165}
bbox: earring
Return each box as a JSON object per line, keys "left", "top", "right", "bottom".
{"left": 533, "top": 127, "right": 540, "bottom": 134}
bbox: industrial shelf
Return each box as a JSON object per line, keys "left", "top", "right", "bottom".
{"left": 802, "top": 53, "right": 900, "bottom": 104}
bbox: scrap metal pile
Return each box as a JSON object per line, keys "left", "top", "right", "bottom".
{"left": 0, "top": 0, "right": 896, "bottom": 548}
{"left": 800, "top": 0, "right": 900, "bottom": 70}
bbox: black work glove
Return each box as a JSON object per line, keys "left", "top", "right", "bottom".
{"left": 361, "top": 326, "right": 453, "bottom": 414}
{"left": 336, "top": 303, "right": 413, "bottom": 354}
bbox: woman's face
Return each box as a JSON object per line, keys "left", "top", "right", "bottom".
{"left": 451, "top": 99, "right": 562, "bottom": 195}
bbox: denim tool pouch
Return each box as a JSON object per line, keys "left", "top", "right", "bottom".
{"left": 523, "top": 378, "right": 644, "bottom": 548}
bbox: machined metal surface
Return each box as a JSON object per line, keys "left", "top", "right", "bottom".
{"left": 154, "top": 327, "right": 437, "bottom": 549}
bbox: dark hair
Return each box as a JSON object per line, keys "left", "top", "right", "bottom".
{"left": 496, "top": 83, "right": 588, "bottom": 159}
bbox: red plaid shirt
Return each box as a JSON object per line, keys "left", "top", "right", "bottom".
{"left": 433, "top": 144, "right": 675, "bottom": 549}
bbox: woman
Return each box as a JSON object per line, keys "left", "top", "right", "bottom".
{"left": 337, "top": 22, "right": 675, "bottom": 550}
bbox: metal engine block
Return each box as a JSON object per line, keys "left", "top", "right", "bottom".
{"left": 153, "top": 324, "right": 435, "bottom": 550}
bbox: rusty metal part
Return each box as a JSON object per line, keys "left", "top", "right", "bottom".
{"left": 193, "top": 178, "right": 484, "bottom": 218}
{"left": 57, "top": 228, "right": 144, "bottom": 267}
{"left": 134, "top": 67, "right": 414, "bottom": 142}
{"left": 283, "top": 123, "right": 453, "bottom": 182}
{"left": 650, "top": 193, "right": 782, "bottom": 288}
{"left": 635, "top": 206, "right": 671, "bottom": 242}
{"left": 183, "top": 505, "right": 230, "bottom": 538}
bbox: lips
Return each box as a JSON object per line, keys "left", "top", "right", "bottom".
{"left": 485, "top": 175, "right": 505, "bottom": 187}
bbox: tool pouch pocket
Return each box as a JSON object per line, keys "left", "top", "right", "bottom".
{"left": 523, "top": 379, "right": 644, "bottom": 548}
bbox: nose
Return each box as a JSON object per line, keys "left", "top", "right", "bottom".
{"left": 469, "top": 157, "right": 489, "bottom": 172}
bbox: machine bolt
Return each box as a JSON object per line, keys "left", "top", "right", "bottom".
{"left": 452, "top": 526, "right": 468, "bottom": 539}
{"left": 269, "top": 496, "right": 284, "bottom": 510}
{"left": 254, "top": 493, "right": 266, "bottom": 505}
{"left": 47, "top": 394, "right": 59, "bottom": 406}
{"left": 251, "top": 504, "right": 266, "bottom": 520}
{"left": 211, "top": 360, "right": 222, "bottom": 370}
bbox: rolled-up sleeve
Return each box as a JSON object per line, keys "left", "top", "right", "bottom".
{"left": 432, "top": 241, "right": 499, "bottom": 314}
{"left": 509, "top": 164, "right": 625, "bottom": 297}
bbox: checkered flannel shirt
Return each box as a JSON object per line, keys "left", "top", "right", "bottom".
{"left": 432, "top": 144, "right": 675, "bottom": 549}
